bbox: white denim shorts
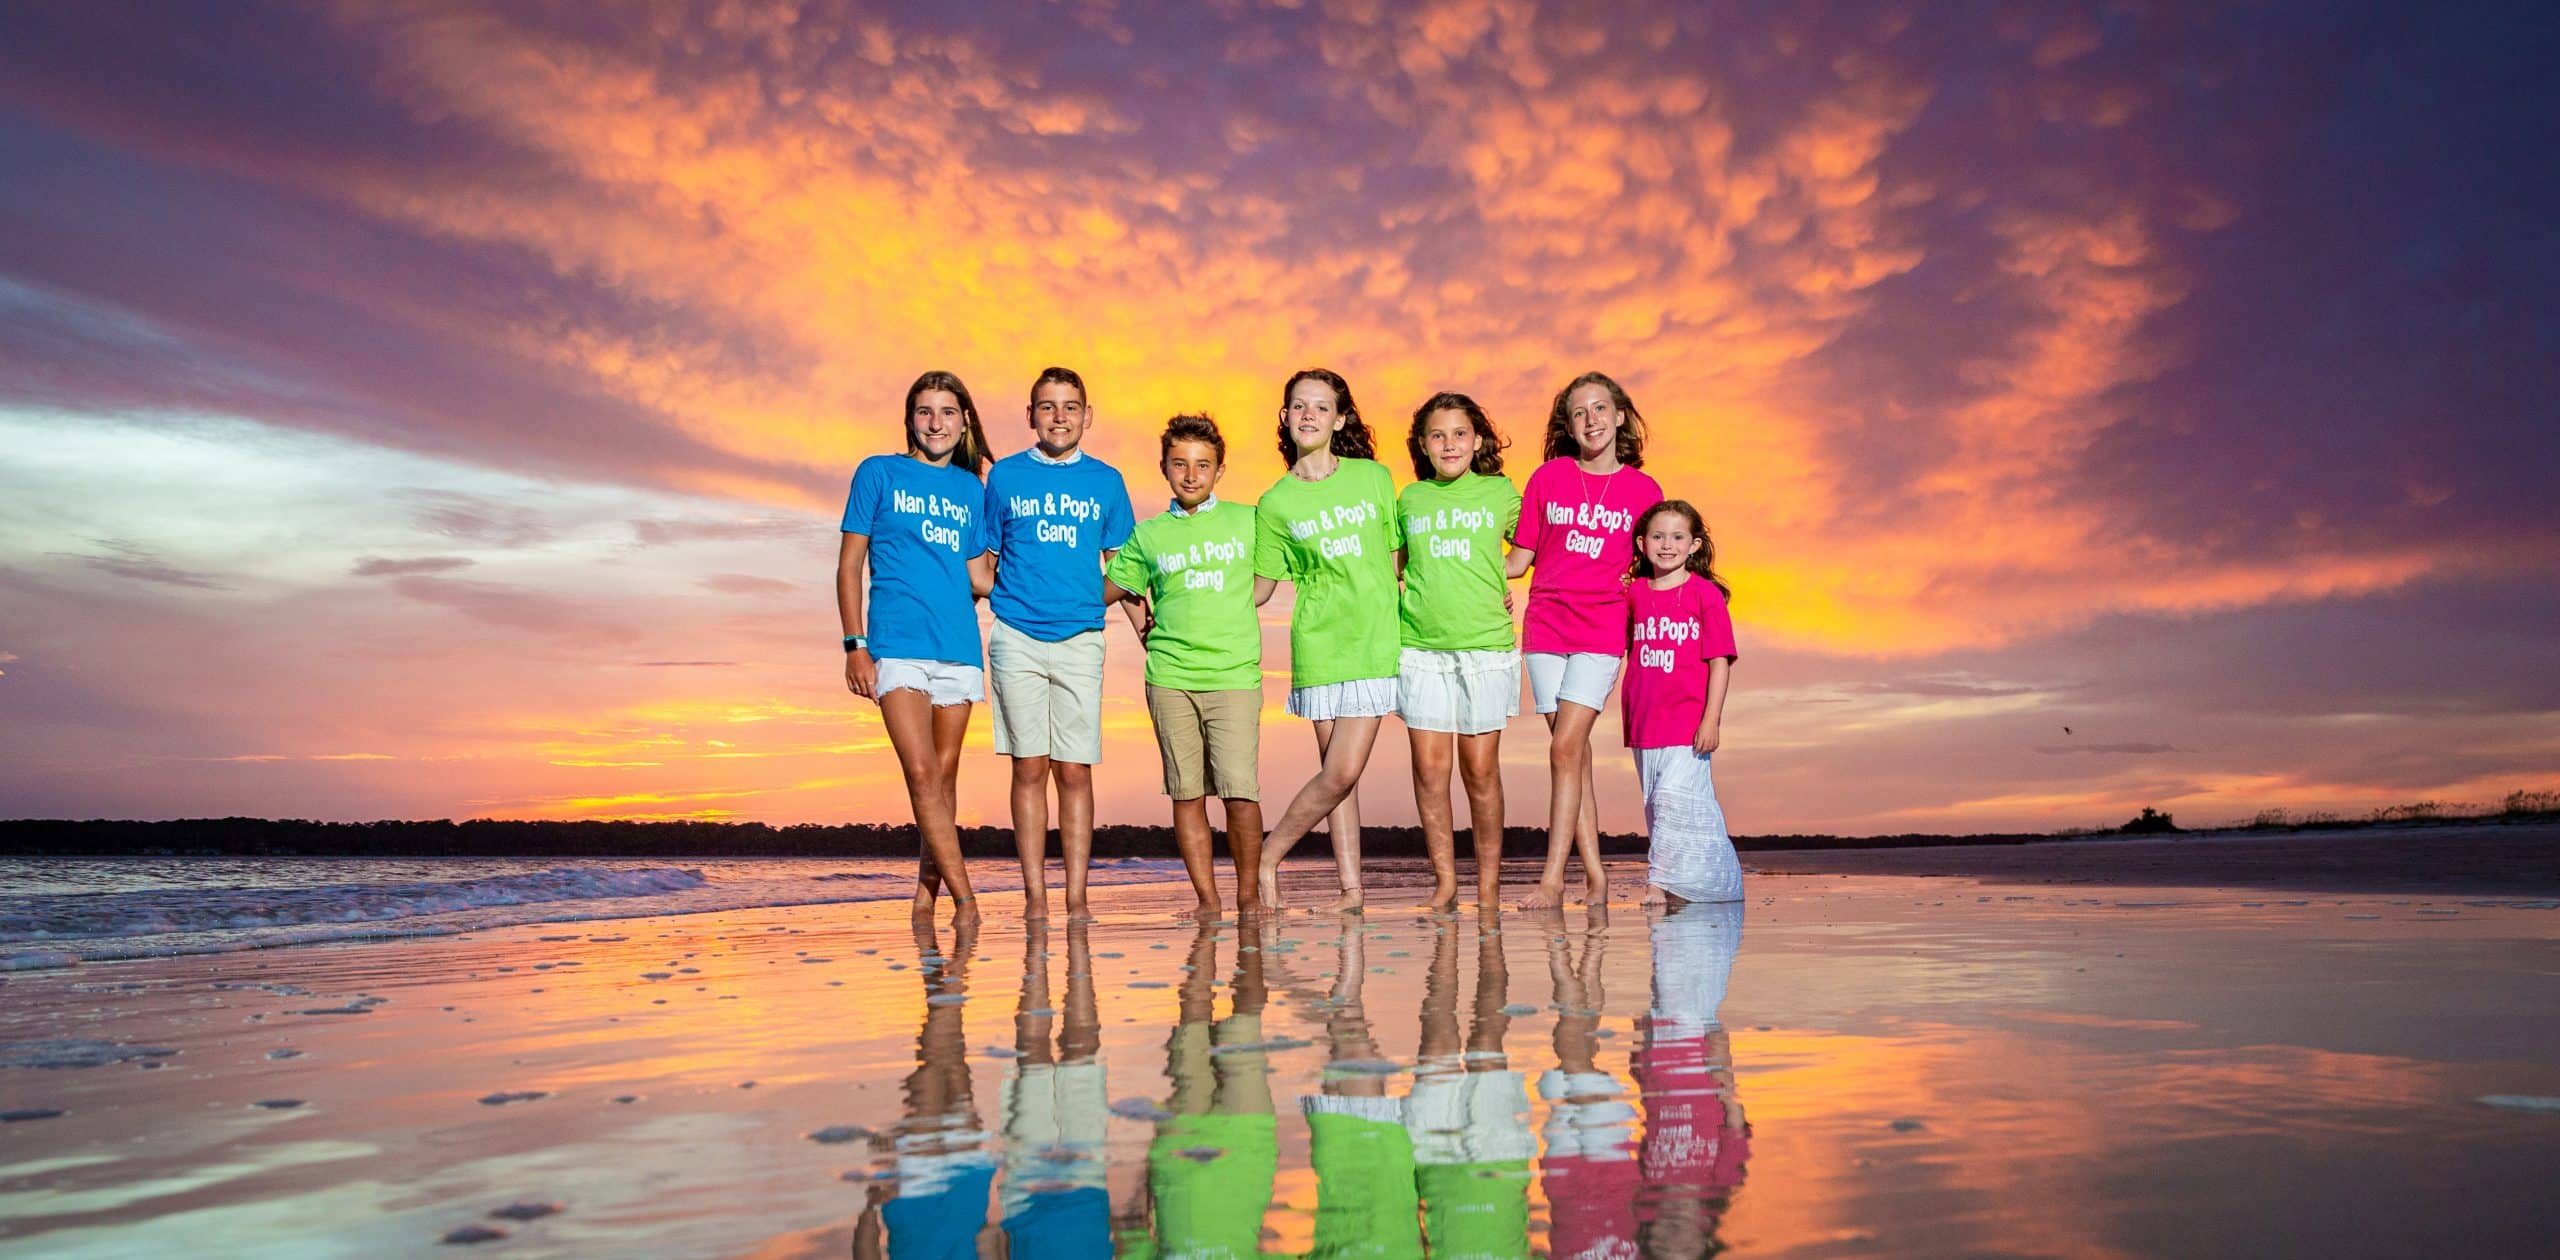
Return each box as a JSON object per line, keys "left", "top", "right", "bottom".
{"left": 1524, "top": 651, "right": 1623, "bottom": 715}
{"left": 875, "top": 658, "right": 984, "bottom": 708}
{"left": 1396, "top": 648, "right": 1521, "bottom": 735}
{"left": 1285, "top": 676, "right": 1399, "bottom": 721}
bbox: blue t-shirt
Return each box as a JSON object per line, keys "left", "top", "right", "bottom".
{"left": 841, "top": 453, "right": 991, "bottom": 666}
{"left": 984, "top": 450, "right": 1135, "bottom": 642}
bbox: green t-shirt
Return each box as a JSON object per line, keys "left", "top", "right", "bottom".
{"left": 1252, "top": 459, "right": 1403, "bottom": 688}
{"left": 1105, "top": 499, "right": 1264, "bottom": 691}
{"left": 1397, "top": 472, "right": 1522, "bottom": 652}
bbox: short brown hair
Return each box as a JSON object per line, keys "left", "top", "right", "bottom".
{"left": 1029, "top": 365, "right": 1086, "bottom": 406}
{"left": 1161, "top": 413, "right": 1225, "bottom": 464}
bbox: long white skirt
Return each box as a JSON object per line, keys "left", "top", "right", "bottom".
{"left": 1635, "top": 746, "right": 1744, "bottom": 905}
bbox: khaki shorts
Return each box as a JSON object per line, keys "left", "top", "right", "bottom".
{"left": 1144, "top": 684, "right": 1260, "bottom": 802}
{"left": 988, "top": 620, "right": 1106, "bottom": 764}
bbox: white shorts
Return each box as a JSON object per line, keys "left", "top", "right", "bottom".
{"left": 987, "top": 620, "right": 1105, "bottom": 764}
{"left": 1525, "top": 651, "right": 1623, "bottom": 715}
{"left": 876, "top": 658, "right": 984, "bottom": 708}
{"left": 1405, "top": 1064, "right": 1534, "bottom": 1165}
{"left": 1285, "top": 675, "right": 1398, "bottom": 721}
{"left": 1396, "top": 648, "right": 1521, "bottom": 735}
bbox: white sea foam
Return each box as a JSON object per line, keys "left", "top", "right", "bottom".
{"left": 0, "top": 856, "right": 1185, "bottom": 969}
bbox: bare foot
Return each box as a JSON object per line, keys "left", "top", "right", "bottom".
{"left": 1641, "top": 885, "right": 1667, "bottom": 907}
{"left": 1331, "top": 888, "right": 1366, "bottom": 914}
{"left": 1577, "top": 876, "right": 1611, "bottom": 907}
{"left": 951, "top": 899, "right": 982, "bottom": 929}
{"left": 910, "top": 885, "right": 935, "bottom": 919}
{"left": 1177, "top": 899, "right": 1222, "bottom": 922}
{"left": 1514, "top": 881, "right": 1565, "bottom": 911}
{"left": 1024, "top": 897, "right": 1050, "bottom": 921}
{"left": 1257, "top": 860, "right": 1285, "bottom": 912}
{"left": 1422, "top": 882, "right": 1458, "bottom": 913}
{"left": 1063, "top": 896, "right": 1088, "bottom": 919}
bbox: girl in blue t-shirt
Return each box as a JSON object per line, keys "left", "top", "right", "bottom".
{"left": 838, "top": 370, "right": 997, "bottom": 926}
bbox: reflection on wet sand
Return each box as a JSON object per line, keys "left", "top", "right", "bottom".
{"left": 851, "top": 904, "right": 1748, "bottom": 1258}
{"left": 856, "top": 918, "right": 996, "bottom": 1260}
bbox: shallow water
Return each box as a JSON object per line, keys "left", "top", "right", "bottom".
{"left": 1, "top": 861, "right": 2554, "bottom": 1258}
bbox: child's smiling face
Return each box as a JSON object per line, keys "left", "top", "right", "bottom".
{"left": 1422, "top": 406, "right": 1479, "bottom": 479}
{"left": 1281, "top": 378, "right": 1344, "bottom": 457}
{"left": 909, "top": 389, "right": 966, "bottom": 461}
{"left": 1163, "top": 438, "right": 1224, "bottom": 508}
{"left": 1642, "top": 512, "right": 1701, "bottom": 575}
{"left": 1565, "top": 382, "right": 1622, "bottom": 459}
{"left": 1026, "top": 380, "right": 1090, "bottom": 455}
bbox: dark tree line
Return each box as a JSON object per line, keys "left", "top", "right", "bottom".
{"left": 0, "top": 816, "right": 2077, "bottom": 859}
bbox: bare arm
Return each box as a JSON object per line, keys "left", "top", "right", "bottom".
{"left": 1694, "top": 655, "right": 1732, "bottom": 755}
{"left": 1253, "top": 576, "right": 1282, "bottom": 607}
{"left": 1504, "top": 543, "right": 1535, "bottom": 580}
{"left": 968, "top": 551, "right": 995, "bottom": 599}
{"left": 837, "top": 533, "right": 877, "bottom": 700}
{"left": 1103, "top": 577, "right": 1151, "bottom": 639}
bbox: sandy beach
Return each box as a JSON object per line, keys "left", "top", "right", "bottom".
{"left": 4, "top": 833, "right": 2556, "bottom": 1258}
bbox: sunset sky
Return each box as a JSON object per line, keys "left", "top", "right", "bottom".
{"left": 2, "top": 1, "right": 2553, "bottom": 835}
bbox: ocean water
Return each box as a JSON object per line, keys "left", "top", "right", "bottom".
{"left": 0, "top": 855, "right": 1186, "bottom": 970}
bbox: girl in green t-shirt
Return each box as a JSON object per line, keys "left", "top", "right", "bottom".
{"left": 1250, "top": 368, "right": 1403, "bottom": 913}
{"left": 1395, "top": 392, "right": 1525, "bottom": 911}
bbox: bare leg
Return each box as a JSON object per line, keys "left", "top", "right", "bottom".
{"left": 1009, "top": 753, "right": 1053, "bottom": 920}
{"left": 884, "top": 691, "right": 978, "bottom": 926}
{"left": 1518, "top": 703, "right": 1599, "bottom": 910}
{"left": 1410, "top": 727, "right": 1460, "bottom": 910}
{"left": 1224, "top": 798, "right": 1266, "bottom": 917}
{"left": 1458, "top": 731, "right": 1505, "bottom": 909}
{"left": 1256, "top": 716, "right": 1383, "bottom": 914}
{"left": 1574, "top": 753, "right": 1610, "bottom": 905}
{"left": 1055, "top": 760, "right": 1095, "bottom": 917}
{"left": 1171, "top": 796, "right": 1220, "bottom": 917}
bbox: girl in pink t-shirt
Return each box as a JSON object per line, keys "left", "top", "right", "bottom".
{"left": 1507, "top": 371, "right": 1663, "bottom": 910}
{"left": 1622, "top": 500, "right": 1741, "bottom": 906}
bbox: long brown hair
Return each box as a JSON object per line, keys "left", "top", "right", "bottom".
{"left": 1406, "top": 391, "right": 1508, "bottom": 481}
{"left": 1630, "top": 499, "right": 1730, "bottom": 597}
{"left": 1543, "top": 370, "right": 1647, "bottom": 468}
{"left": 1274, "top": 367, "right": 1376, "bottom": 468}
{"left": 903, "top": 369, "right": 992, "bottom": 476}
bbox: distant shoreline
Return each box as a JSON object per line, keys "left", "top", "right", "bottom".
{"left": 3, "top": 811, "right": 2553, "bottom": 860}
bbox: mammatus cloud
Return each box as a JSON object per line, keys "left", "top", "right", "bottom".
{"left": 0, "top": 2, "right": 2551, "bottom": 831}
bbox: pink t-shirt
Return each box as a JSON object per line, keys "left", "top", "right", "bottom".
{"left": 1514, "top": 458, "right": 1663, "bottom": 655}
{"left": 1622, "top": 574, "right": 1738, "bottom": 749}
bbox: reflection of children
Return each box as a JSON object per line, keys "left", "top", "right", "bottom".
{"left": 1103, "top": 416, "right": 1265, "bottom": 919}
{"left": 999, "top": 920, "right": 1109, "bottom": 1260}
{"left": 855, "top": 919, "right": 997, "bottom": 1260}
{"left": 1252, "top": 369, "right": 1405, "bottom": 913}
{"left": 1117, "top": 920, "right": 1278, "bottom": 1260}
{"left": 1536, "top": 920, "right": 1638, "bottom": 1259}
{"left": 1622, "top": 501, "right": 1742, "bottom": 907}
{"left": 1396, "top": 393, "right": 1525, "bottom": 911}
{"left": 1405, "top": 916, "right": 1533, "bottom": 1260}
{"left": 1634, "top": 904, "right": 1749, "bottom": 1256}
{"left": 1301, "top": 920, "right": 1424, "bottom": 1259}
{"left": 1512, "top": 372, "right": 1663, "bottom": 910}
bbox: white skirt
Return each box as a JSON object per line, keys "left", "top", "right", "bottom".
{"left": 1635, "top": 746, "right": 1744, "bottom": 905}
{"left": 1396, "top": 648, "right": 1521, "bottom": 735}
{"left": 1286, "top": 675, "right": 1398, "bottom": 721}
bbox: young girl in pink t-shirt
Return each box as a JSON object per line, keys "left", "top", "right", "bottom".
{"left": 1622, "top": 500, "right": 1741, "bottom": 906}
{"left": 1507, "top": 371, "right": 1662, "bottom": 910}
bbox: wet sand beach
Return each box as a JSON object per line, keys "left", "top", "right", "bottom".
{"left": 4, "top": 837, "right": 2556, "bottom": 1258}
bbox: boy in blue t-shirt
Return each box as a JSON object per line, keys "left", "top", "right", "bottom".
{"left": 984, "top": 366, "right": 1135, "bottom": 918}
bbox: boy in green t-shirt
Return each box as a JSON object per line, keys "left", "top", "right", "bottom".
{"left": 1103, "top": 415, "right": 1266, "bottom": 918}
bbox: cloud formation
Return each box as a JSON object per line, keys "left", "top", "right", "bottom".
{"left": 0, "top": 1, "right": 2551, "bottom": 832}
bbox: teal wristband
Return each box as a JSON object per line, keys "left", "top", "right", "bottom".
{"left": 843, "top": 634, "right": 867, "bottom": 653}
